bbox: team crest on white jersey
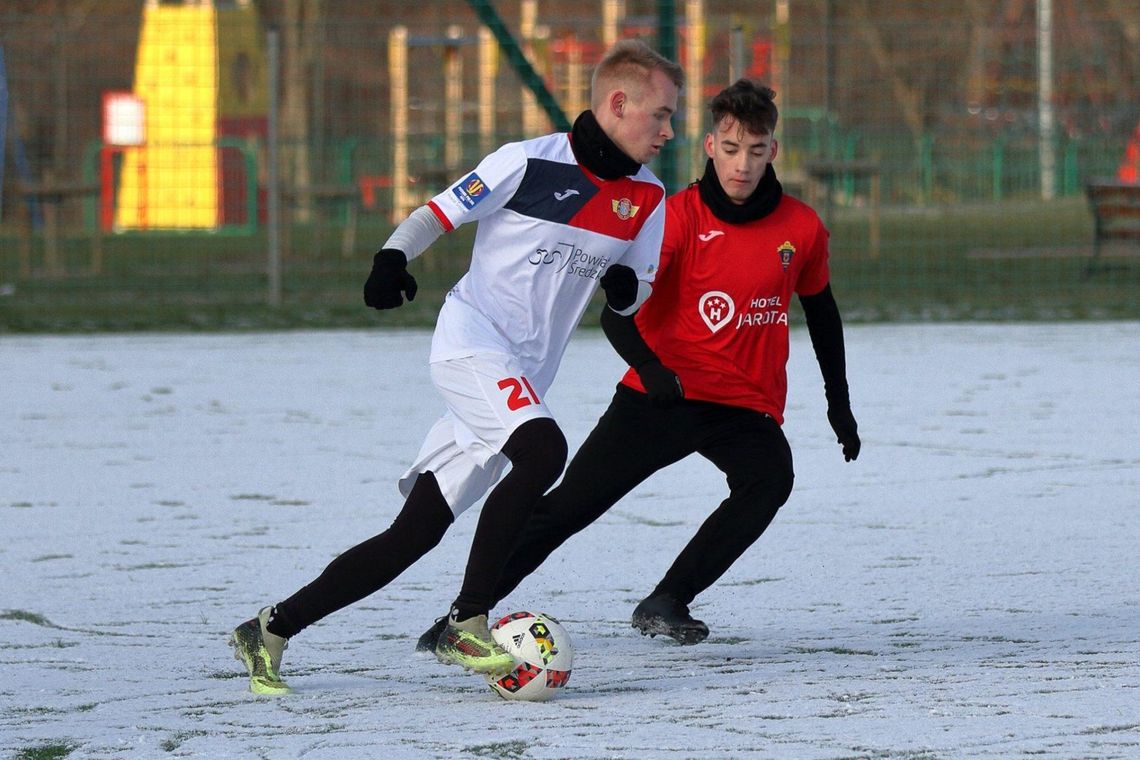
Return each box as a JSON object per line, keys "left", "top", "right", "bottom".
{"left": 611, "top": 198, "right": 640, "bottom": 220}
{"left": 777, "top": 240, "right": 796, "bottom": 270}
{"left": 699, "top": 291, "right": 735, "bottom": 333}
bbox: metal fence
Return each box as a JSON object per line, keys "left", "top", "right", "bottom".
{"left": 1, "top": 0, "right": 1137, "bottom": 330}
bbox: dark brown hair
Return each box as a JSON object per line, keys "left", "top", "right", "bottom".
{"left": 709, "top": 79, "right": 778, "bottom": 135}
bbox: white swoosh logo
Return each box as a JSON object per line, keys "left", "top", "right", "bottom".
{"left": 698, "top": 230, "right": 725, "bottom": 242}
{"left": 554, "top": 189, "right": 580, "bottom": 201}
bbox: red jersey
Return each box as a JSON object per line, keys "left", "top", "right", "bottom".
{"left": 620, "top": 184, "right": 830, "bottom": 423}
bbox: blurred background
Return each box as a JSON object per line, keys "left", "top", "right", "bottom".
{"left": 1, "top": 0, "right": 1137, "bottom": 331}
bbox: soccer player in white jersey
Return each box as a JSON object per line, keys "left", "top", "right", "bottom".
{"left": 230, "top": 39, "right": 684, "bottom": 694}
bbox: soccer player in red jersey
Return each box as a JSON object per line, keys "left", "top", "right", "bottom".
{"left": 419, "top": 79, "right": 860, "bottom": 647}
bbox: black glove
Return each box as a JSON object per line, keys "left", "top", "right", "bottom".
{"left": 600, "top": 264, "right": 638, "bottom": 312}
{"left": 637, "top": 360, "right": 684, "bottom": 408}
{"left": 827, "top": 405, "right": 861, "bottom": 462}
{"left": 363, "top": 248, "right": 418, "bottom": 309}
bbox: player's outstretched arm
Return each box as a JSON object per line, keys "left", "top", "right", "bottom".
{"left": 800, "top": 283, "right": 860, "bottom": 461}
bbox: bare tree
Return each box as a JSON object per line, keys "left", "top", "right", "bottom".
{"left": 963, "top": 0, "right": 995, "bottom": 109}
{"left": 281, "top": 0, "right": 320, "bottom": 220}
{"left": 1105, "top": 0, "right": 1140, "bottom": 77}
{"left": 847, "top": 0, "right": 925, "bottom": 139}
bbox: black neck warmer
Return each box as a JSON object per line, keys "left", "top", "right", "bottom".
{"left": 570, "top": 110, "right": 642, "bottom": 180}
{"left": 697, "top": 158, "right": 784, "bottom": 224}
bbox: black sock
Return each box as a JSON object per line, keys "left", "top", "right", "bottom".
{"left": 264, "top": 605, "right": 295, "bottom": 639}
{"left": 449, "top": 599, "right": 486, "bottom": 623}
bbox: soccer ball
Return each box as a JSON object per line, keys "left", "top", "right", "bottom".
{"left": 484, "top": 611, "right": 573, "bottom": 701}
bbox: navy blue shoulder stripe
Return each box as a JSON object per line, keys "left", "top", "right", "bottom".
{"left": 504, "top": 158, "right": 598, "bottom": 224}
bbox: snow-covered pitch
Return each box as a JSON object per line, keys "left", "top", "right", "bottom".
{"left": 2, "top": 323, "right": 1137, "bottom": 758}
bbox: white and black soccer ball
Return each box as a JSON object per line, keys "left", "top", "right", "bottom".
{"left": 484, "top": 611, "right": 573, "bottom": 701}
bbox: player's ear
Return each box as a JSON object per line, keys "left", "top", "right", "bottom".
{"left": 770, "top": 138, "right": 778, "bottom": 162}
{"left": 608, "top": 90, "right": 626, "bottom": 118}
{"left": 703, "top": 133, "right": 715, "bottom": 159}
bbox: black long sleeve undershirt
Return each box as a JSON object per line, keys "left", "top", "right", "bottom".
{"left": 599, "top": 305, "right": 659, "bottom": 369}
{"left": 799, "top": 283, "right": 851, "bottom": 409}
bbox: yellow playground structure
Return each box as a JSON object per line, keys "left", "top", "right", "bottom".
{"left": 112, "top": 0, "right": 265, "bottom": 231}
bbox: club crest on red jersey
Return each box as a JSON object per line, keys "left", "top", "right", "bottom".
{"left": 699, "top": 291, "right": 735, "bottom": 333}
{"left": 611, "top": 197, "right": 640, "bottom": 220}
{"left": 777, "top": 240, "right": 796, "bottom": 270}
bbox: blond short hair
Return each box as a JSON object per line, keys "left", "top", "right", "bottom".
{"left": 590, "top": 38, "right": 685, "bottom": 111}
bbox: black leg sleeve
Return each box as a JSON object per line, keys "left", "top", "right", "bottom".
{"left": 271, "top": 472, "right": 454, "bottom": 638}
{"left": 652, "top": 412, "right": 794, "bottom": 606}
{"left": 450, "top": 418, "right": 568, "bottom": 618}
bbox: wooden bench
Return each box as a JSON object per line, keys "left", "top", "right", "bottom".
{"left": 15, "top": 176, "right": 103, "bottom": 276}
{"left": 1085, "top": 179, "right": 1140, "bottom": 276}
{"left": 803, "top": 159, "right": 882, "bottom": 258}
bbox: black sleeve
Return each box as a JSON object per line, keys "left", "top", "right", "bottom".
{"left": 798, "top": 283, "right": 851, "bottom": 408}
{"left": 599, "top": 305, "right": 659, "bottom": 369}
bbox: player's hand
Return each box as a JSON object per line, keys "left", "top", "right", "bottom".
{"left": 364, "top": 248, "right": 418, "bottom": 309}
{"left": 827, "top": 405, "right": 860, "bottom": 461}
{"left": 637, "top": 360, "right": 684, "bottom": 408}
{"left": 600, "top": 264, "right": 638, "bottom": 312}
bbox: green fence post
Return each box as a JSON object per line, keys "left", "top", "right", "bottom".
{"left": 1061, "top": 137, "right": 1079, "bottom": 196}
{"left": 919, "top": 135, "right": 933, "bottom": 204}
{"left": 991, "top": 137, "right": 1004, "bottom": 202}
{"left": 842, "top": 133, "right": 857, "bottom": 199}
{"left": 464, "top": 0, "right": 570, "bottom": 131}
{"left": 336, "top": 137, "right": 359, "bottom": 225}
{"left": 82, "top": 140, "right": 102, "bottom": 231}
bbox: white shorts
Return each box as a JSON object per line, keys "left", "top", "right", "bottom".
{"left": 398, "top": 353, "right": 554, "bottom": 516}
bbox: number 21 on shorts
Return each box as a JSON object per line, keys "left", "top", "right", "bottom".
{"left": 497, "top": 376, "right": 541, "bottom": 411}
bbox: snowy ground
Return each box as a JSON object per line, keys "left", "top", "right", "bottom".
{"left": 2, "top": 322, "right": 1138, "bottom": 759}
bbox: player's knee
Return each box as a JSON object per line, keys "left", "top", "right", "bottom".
{"left": 767, "top": 464, "right": 794, "bottom": 507}
{"left": 774, "top": 470, "right": 794, "bottom": 507}
{"left": 769, "top": 442, "right": 796, "bottom": 505}
{"left": 731, "top": 462, "right": 794, "bottom": 509}
{"left": 502, "top": 418, "right": 568, "bottom": 490}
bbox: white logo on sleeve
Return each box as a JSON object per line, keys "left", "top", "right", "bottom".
{"left": 554, "top": 189, "right": 580, "bottom": 201}
{"left": 699, "top": 291, "right": 735, "bottom": 333}
{"left": 698, "top": 230, "right": 725, "bottom": 242}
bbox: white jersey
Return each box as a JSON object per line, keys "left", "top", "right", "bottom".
{"left": 425, "top": 131, "right": 666, "bottom": 395}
